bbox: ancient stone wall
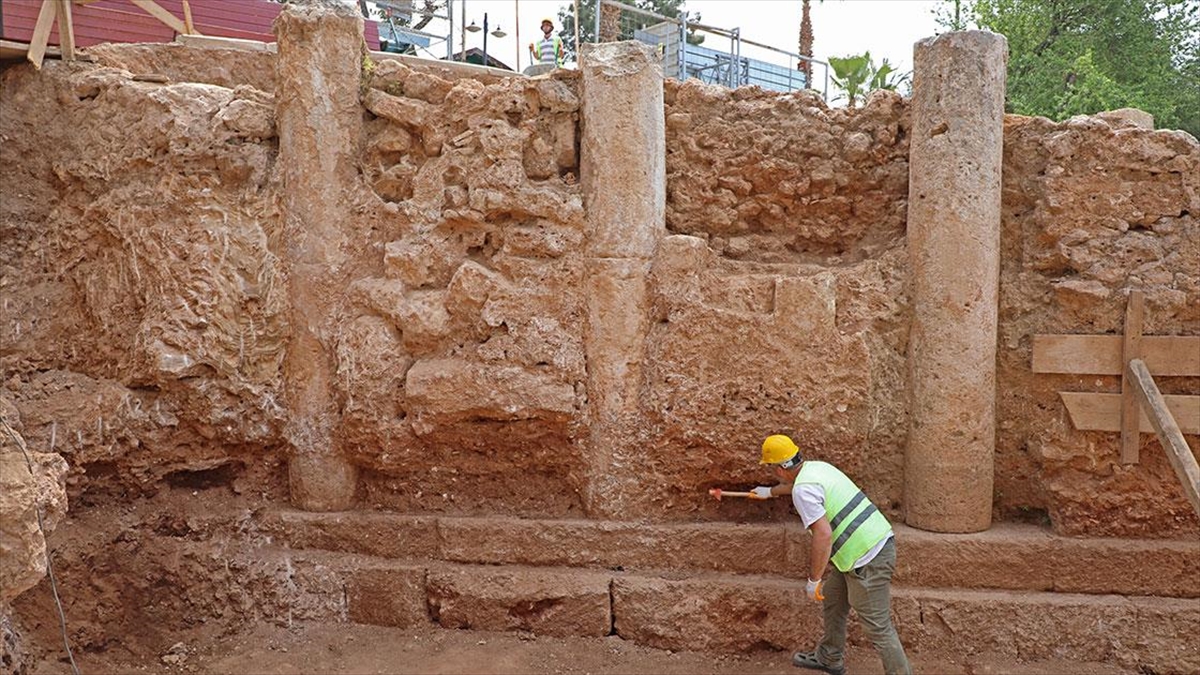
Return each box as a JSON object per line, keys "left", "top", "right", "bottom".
{"left": 1, "top": 21, "right": 1196, "bottom": 542}
{"left": 656, "top": 81, "right": 912, "bottom": 521}
{"left": 997, "top": 113, "right": 1200, "bottom": 536}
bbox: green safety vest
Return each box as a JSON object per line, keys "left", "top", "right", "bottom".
{"left": 794, "top": 461, "right": 893, "bottom": 573}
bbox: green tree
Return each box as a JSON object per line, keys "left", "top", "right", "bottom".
{"left": 556, "top": 0, "right": 703, "bottom": 63}
{"left": 829, "top": 52, "right": 909, "bottom": 107}
{"left": 934, "top": 0, "right": 1200, "bottom": 137}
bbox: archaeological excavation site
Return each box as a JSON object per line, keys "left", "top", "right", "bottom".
{"left": 1, "top": 2, "right": 1198, "bottom": 674}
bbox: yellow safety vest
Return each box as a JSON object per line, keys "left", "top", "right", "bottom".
{"left": 794, "top": 461, "right": 893, "bottom": 572}
{"left": 534, "top": 35, "right": 563, "bottom": 66}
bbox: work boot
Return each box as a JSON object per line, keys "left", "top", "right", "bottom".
{"left": 792, "top": 651, "right": 846, "bottom": 675}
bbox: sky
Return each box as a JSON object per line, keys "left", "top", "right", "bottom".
{"left": 377, "top": 0, "right": 944, "bottom": 91}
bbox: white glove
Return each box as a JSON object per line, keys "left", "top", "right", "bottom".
{"left": 806, "top": 577, "right": 825, "bottom": 601}
{"left": 750, "top": 486, "right": 774, "bottom": 500}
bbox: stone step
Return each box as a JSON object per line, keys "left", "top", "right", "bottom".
{"left": 270, "top": 547, "right": 1199, "bottom": 674}
{"left": 260, "top": 509, "right": 1200, "bottom": 598}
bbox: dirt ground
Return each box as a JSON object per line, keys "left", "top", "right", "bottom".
{"left": 30, "top": 621, "right": 1135, "bottom": 675}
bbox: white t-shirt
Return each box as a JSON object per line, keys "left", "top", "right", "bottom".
{"left": 792, "top": 482, "right": 891, "bottom": 570}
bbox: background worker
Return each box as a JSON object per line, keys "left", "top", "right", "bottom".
{"left": 752, "top": 434, "right": 911, "bottom": 675}
{"left": 529, "top": 18, "right": 565, "bottom": 68}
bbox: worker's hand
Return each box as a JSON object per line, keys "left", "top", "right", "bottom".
{"left": 806, "top": 577, "right": 825, "bottom": 602}
{"left": 750, "top": 486, "right": 774, "bottom": 500}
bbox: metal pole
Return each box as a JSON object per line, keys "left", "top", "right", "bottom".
{"left": 593, "top": 0, "right": 601, "bottom": 43}
{"left": 734, "top": 27, "right": 741, "bottom": 87}
{"left": 460, "top": 0, "right": 467, "bottom": 61}
{"left": 727, "top": 28, "right": 735, "bottom": 87}
{"left": 483, "top": 12, "right": 489, "bottom": 66}
{"left": 680, "top": 14, "right": 687, "bottom": 80}
{"left": 448, "top": 6, "right": 454, "bottom": 59}
{"left": 574, "top": 0, "right": 581, "bottom": 61}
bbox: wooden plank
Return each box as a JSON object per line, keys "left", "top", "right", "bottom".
{"left": 1033, "top": 335, "right": 1200, "bottom": 376}
{"left": 26, "top": 0, "right": 57, "bottom": 68}
{"left": 1060, "top": 392, "right": 1200, "bottom": 435}
{"left": 181, "top": 0, "right": 196, "bottom": 34}
{"left": 130, "top": 0, "right": 186, "bottom": 34}
{"left": 1120, "top": 291, "right": 1145, "bottom": 463}
{"left": 55, "top": 0, "right": 75, "bottom": 60}
{"left": 1127, "top": 359, "right": 1200, "bottom": 521}
{"left": 0, "top": 38, "right": 62, "bottom": 60}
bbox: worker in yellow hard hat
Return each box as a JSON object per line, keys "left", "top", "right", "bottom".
{"left": 529, "top": 17, "right": 565, "bottom": 68}
{"left": 753, "top": 434, "right": 911, "bottom": 675}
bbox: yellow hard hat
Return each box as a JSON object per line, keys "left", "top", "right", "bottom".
{"left": 540, "top": 17, "right": 554, "bottom": 27}
{"left": 761, "top": 434, "right": 801, "bottom": 466}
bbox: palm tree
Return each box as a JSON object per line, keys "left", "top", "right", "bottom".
{"left": 798, "top": 0, "right": 813, "bottom": 87}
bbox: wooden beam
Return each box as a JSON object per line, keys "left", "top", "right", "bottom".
{"left": 1059, "top": 392, "right": 1200, "bottom": 435}
{"left": 1032, "top": 334, "right": 1200, "bottom": 376}
{"left": 1120, "top": 290, "right": 1145, "bottom": 463}
{"left": 27, "top": 0, "right": 58, "bottom": 69}
{"left": 55, "top": 0, "right": 76, "bottom": 61}
{"left": 1127, "top": 359, "right": 1200, "bottom": 520}
{"left": 182, "top": 0, "right": 196, "bottom": 35}
{"left": 130, "top": 0, "right": 187, "bottom": 35}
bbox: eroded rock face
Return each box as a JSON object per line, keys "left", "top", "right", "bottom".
{"left": 0, "top": 403, "right": 68, "bottom": 605}
{"left": 0, "top": 399, "right": 68, "bottom": 675}
{"left": 998, "top": 114, "right": 1200, "bottom": 536}
{"left": 0, "top": 59, "right": 287, "bottom": 505}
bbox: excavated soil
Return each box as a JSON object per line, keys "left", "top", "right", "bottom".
{"left": 30, "top": 620, "right": 1133, "bottom": 675}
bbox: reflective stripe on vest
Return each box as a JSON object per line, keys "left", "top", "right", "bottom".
{"left": 794, "top": 461, "right": 892, "bottom": 572}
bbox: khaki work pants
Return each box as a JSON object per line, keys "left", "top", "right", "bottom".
{"left": 816, "top": 538, "right": 912, "bottom": 675}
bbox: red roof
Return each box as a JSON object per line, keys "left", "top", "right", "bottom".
{"left": 1, "top": 0, "right": 379, "bottom": 49}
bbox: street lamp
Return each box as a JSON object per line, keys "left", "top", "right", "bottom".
{"left": 466, "top": 12, "right": 505, "bottom": 67}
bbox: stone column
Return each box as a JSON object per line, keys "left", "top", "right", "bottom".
{"left": 904, "top": 31, "right": 1007, "bottom": 533}
{"left": 274, "top": 5, "right": 362, "bottom": 511}
{"left": 579, "top": 42, "right": 664, "bottom": 518}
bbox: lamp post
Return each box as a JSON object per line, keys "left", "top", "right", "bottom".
{"left": 465, "top": 12, "right": 506, "bottom": 68}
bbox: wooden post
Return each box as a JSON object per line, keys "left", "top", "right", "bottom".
{"left": 1127, "top": 359, "right": 1200, "bottom": 521}
{"left": 1120, "top": 290, "right": 1145, "bottom": 463}
{"left": 54, "top": 0, "right": 76, "bottom": 61}
{"left": 182, "top": 0, "right": 196, "bottom": 35}
{"left": 27, "top": 0, "right": 57, "bottom": 69}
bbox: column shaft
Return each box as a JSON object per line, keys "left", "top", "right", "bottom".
{"left": 579, "top": 42, "right": 664, "bottom": 517}
{"left": 275, "top": 5, "right": 363, "bottom": 511}
{"left": 905, "top": 31, "right": 1008, "bottom": 533}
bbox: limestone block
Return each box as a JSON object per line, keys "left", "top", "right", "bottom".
{"left": 613, "top": 575, "right": 823, "bottom": 652}
{"left": 362, "top": 89, "right": 435, "bottom": 129}
{"left": 438, "top": 517, "right": 790, "bottom": 576}
{"left": 552, "top": 116, "right": 577, "bottom": 171}
{"left": 428, "top": 566, "right": 611, "bottom": 636}
{"left": 347, "top": 565, "right": 428, "bottom": 627}
{"left": 371, "top": 125, "right": 413, "bottom": 154}
{"left": 271, "top": 509, "right": 440, "bottom": 559}
{"left": 896, "top": 589, "right": 1134, "bottom": 662}
{"left": 349, "top": 279, "right": 449, "bottom": 353}
{"left": 775, "top": 273, "right": 837, "bottom": 336}
{"left": 405, "top": 358, "right": 577, "bottom": 433}
{"left": 535, "top": 78, "right": 580, "bottom": 113}
{"left": 215, "top": 98, "right": 275, "bottom": 140}
{"left": 401, "top": 70, "right": 452, "bottom": 104}
{"left": 1095, "top": 108, "right": 1154, "bottom": 130}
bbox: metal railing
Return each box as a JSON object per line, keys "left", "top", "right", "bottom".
{"left": 593, "top": 0, "right": 828, "bottom": 98}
